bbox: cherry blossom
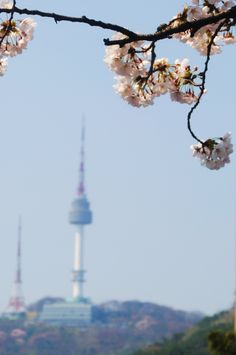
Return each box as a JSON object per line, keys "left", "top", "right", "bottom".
{"left": 105, "top": 35, "right": 202, "bottom": 107}
{"left": 113, "top": 75, "right": 155, "bottom": 108}
{"left": 0, "top": 17, "right": 36, "bottom": 57}
{"left": 104, "top": 33, "right": 145, "bottom": 77}
{"left": 0, "top": 56, "right": 7, "bottom": 75}
{"left": 171, "top": 0, "right": 236, "bottom": 55}
{"left": 191, "top": 133, "right": 233, "bottom": 170}
{"left": 0, "top": 0, "right": 35, "bottom": 75}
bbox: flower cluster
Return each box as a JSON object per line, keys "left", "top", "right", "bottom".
{"left": 105, "top": 36, "right": 202, "bottom": 107}
{"left": 104, "top": 0, "right": 235, "bottom": 169}
{"left": 0, "top": 1, "right": 36, "bottom": 75}
{"left": 105, "top": 0, "right": 235, "bottom": 108}
{"left": 191, "top": 133, "right": 233, "bottom": 169}
{"left": 171, "top": 0, "right": 236, "bottom": 55}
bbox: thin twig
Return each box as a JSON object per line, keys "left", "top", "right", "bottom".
{"left": 139, "top": 42, "right": 156, "bottom": 92}
{"left": 187, "top": 19, "right": 228, "bottom": 144}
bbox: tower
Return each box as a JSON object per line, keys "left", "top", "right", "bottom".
{"left": 4, "top": 217, "right": 26, "bottom": 319}
{"left": 69, "top": 120, "right": 92, "bottom": 301}
{"left": 39, "top": 120, "right": 93, "bottom": 326}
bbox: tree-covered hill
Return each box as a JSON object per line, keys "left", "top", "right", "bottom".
{"left": 0, "top": 299, "right": 203, "bottom": 355}
{"left": 132, "top": 309, "right": 234, "bottom": 355}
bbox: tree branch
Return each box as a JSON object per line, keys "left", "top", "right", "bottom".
{"left": 0, "top": 6, "right": 138, "bottom": 39}
{"left": 0, "top": 5, "right": 235, "bottom": 47}
{"left": 104, "top": 6, "right": 236, "bottom": 46}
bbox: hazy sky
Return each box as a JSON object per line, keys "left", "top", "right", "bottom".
{"left": 0, "top": 0, "right": 235, "bottom": 315}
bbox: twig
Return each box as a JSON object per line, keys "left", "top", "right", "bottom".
{"left": 187, "top": 19, "right": 228, "bottom": 144}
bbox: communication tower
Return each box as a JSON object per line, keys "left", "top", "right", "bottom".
{"left": 69, "top": 120, "right": 92, "bottom": 301}
{"left": 4, "top": 217, "right": 26, "bottom": 319}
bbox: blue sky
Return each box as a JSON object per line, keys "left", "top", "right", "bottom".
{"left": 0, "top": 0, "right": 235, "bottom": 315}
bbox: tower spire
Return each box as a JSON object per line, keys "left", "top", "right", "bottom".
{"left": 16, "top": 216, "right": 22, "bottom": 284}
{"left": 77, "top": 117, "right": 86, "bottom": 197}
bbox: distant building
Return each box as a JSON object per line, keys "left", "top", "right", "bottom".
{"left": 40, "top": 120, "right": 93, "bottom": 326}
{"left": 39, "top": 299, "right": 91, "bottom": 327}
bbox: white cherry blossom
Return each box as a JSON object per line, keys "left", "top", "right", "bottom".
{"left": 0, "top": 1, "right": 12, "bottom": 9}
{"left": 113, "top": 75, "right": 155, "bottom": 107}
{"left": 104, "top": 33, "right": 145, "bottom": 76}
{"left": 0, "top": 17, "right": 36, "bottom": 57}
{"left": 191, "top": 133, "right": 233, "bottom": 170}
{"left": 187, "top": 6, "right": 204, "bottom": 21}
{"left": 0, "top": 56, "right": 7, "bottom": 75}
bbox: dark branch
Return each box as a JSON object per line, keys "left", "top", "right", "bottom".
{"left": 105, "top": 6, "right": 236, "bottom": 46}
{"left": 0, "top": 6, "right": 138, "bottom": 39}
{"left": 0, "top": 5, "right": 235, "bottom": 47}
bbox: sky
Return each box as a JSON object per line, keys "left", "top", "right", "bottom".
{"left": 0, "top": 0, "right": 235, "bottom": 316}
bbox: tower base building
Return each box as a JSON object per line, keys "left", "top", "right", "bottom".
{"left": 39, "top": 298, "right": 92, "bottom": 327}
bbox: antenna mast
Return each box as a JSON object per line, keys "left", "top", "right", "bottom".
{"left": 4, "top": 217, "right": 26, "bottom": 319}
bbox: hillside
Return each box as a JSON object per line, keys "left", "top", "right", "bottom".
{"left": 93, "top": 301, "right": 203, "bottom": 334}
{"left": 0, "top": 299, "right": 203, "bottom": 355}
{"left": 132, "top": 309, "right": 234, "bottom": 355}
